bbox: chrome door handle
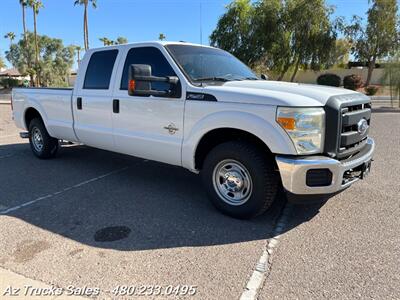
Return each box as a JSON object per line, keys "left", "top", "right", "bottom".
{"left": 163, "top": 124, "right": 179, "bottom": 134}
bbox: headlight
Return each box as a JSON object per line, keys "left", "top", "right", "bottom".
{"left": 276, "top": 107, "right": 325, "bottom": 154}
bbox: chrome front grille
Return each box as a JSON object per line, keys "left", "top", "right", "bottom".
{"left": 338, "top": 102, "right": 371, "bottom": 157}
{"left": 324, "top": 94, "right": 372, "bottom": 159}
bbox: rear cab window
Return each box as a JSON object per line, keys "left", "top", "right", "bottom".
{"left": 83, "top": 50, "right": 118, "bottom": 90}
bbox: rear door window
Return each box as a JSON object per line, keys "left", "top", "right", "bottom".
{"left": 83, "top": 50, "right": 118, "bottom": 89}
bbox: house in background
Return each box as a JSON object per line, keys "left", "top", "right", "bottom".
{"left": 67, "top": 70, "right": 78, "bottom": 87}
{"left": 0, "top": 68, "right": 25, "bottom": 80}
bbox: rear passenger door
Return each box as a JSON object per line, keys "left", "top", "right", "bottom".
{"left": 111, "top": 46, "right": 185, "bottom": 166}
{"left": 73, "top": 49, "right": 119, "bottom": 151}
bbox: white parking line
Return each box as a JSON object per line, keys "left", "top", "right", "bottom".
{"left": 0, "top": 154, "right": 13, "bottom": 159}
{"left": 240, "top": 203, "right": 293, "bottom": 300}
{"left": 0, "top": 166, "right": 130, "bottom": 214}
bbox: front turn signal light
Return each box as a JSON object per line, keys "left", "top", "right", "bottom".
{"left": 128, "top": 79, "right": 136, "bottom": 92}
{"left": 277, "top": 117, "right": 296, "bottom": 130}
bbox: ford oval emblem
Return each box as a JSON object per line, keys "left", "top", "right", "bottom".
{"left": 357, "top": 118, "right": 369, "bottom": 135}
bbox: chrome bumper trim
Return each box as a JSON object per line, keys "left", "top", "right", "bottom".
{"left": 276, "top": 137, "right": 375, "bottom": 195}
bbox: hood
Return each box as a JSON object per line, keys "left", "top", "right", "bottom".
{"left": 201, "top": 80, "right": 368, "bottom": 107}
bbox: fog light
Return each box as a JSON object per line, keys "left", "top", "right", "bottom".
{"left": 306, "top": 169, "right": 332, "bottom": 187}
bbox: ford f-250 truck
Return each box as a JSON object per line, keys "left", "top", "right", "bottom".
{"left": 12, "top": 41, "right": 375, "bottom": 219}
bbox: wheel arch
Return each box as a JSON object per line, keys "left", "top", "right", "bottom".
{"left": 24, "top": 107, "right": 43, "bottom": 130}
{"left": 194, "top": 128, "right": 273, "bottom": 170}
{"left": 181, "top": 111, "right": 296, "bottom": 171}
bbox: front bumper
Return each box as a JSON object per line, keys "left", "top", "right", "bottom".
{"left": 276, "top": 137, "right": 375, "bottom": 195}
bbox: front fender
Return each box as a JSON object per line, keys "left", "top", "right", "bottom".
{"left": 181, "top": 110, "right": 296, "bottom": 171}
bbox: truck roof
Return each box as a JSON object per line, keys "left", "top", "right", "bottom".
{"left": 89, "top": 41, "right": 215, "bottom": 52}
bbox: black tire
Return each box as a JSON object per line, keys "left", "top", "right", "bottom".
{"left": 28, "top": 118, "right": 59, "bottom": 159}
{"left": 201, "top": 141, "right": 279, "bottom": 219}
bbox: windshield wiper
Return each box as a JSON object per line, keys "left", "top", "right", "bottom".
{"left": 193, "top": 77, "right": 230, "bottom": 82}
{"left": 194, "top": 76, "right": 260, "bottom": 83}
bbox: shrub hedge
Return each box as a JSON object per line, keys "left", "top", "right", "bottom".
{"left": 0, "top": 77, "right": 20, "bottom": 89}
{"left": 316, "top": 73, "right": 341, "bottom": 87}
{"left": 343, "top": 74, "right": 363, "bottom": 90}
{"left": 364, "top": 85, "right": 379, "bottom": 96}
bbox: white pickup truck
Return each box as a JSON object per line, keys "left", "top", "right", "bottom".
{"left": 12, "top": 41, "right": 375, "bottom": 219}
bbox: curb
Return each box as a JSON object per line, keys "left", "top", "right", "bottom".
{"left": 370, "top": 96, "right": 399, "bottom": 101}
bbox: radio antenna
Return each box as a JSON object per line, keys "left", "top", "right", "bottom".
{"left": 200, "top": 1, "right": 203, "bottom": 45}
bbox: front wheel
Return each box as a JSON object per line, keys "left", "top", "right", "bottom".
{"left": 28, "top": 118, "right": 59, "bottom": 159}
{"left": 201, "top": 141, "right": 279, "bottom": 219}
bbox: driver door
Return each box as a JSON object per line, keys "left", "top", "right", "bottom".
{"left": 111, "top": 46, "right": 185, "bottom": 166}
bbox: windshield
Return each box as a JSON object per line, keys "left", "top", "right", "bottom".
{"left": 165, "top": 44, "right": 258, "bottom": 83}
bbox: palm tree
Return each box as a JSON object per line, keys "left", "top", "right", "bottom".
{"left": 0, "top": 56, "right": 6, "bottom": 70}
{"left": 75, "top": 45, "right": 82, "bottom": 65}
{"left": 158, "top": 33, "right": 166, "bottom": 41}
{"left": 74, "top": 0, "right": 97, "bottom": 50}
{"left": 99, "top": 37, "right": 116, "bottom": 46}
{"left": 20, "top": 0, "right": 33, "bottom": 86}
{"left": 19, "top": 0, "right": 28, "bottom": 41}
{"left": 28, "top": 0, "right": 43, "bottom": 86}
{"left": 4, "top": 32, "right": 16, "bottom": 47}
{"left": 116, "top": 37, "right": 128, "bottom": 45}
{"left": 99, "top": 37, "right": 107, "bottom": 46}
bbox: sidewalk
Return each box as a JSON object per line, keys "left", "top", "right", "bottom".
{"left": 0, "top": 267, "right": 86, "bottom": 300}
{"left": 0, "top": 93, "right": 11, "bottom": 104}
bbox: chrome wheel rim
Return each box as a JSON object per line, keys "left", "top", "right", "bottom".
{"left": 32, "top": 127, "right": 44, "bottom": 152}
{"left": 212, "top": 159, "right": 253, "bottom": 206}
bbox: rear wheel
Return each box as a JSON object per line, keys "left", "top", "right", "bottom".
{"left": 28, "top": 118, "right": 59, "bottom": 159}
{"left": 201, "top": 141, "right": 279, "bottom": 219}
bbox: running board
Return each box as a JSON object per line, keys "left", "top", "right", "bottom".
{"left": 19, "top": 132, "right": 29, "bottom": 138}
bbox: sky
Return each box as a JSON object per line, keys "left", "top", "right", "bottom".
{"left": 0, "top": 0, "right": 389, "bottom": 68}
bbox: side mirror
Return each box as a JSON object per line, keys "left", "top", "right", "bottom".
{"left": 128, "top": 64, "right": 179, "bottom": 97}
{"left": 261, "top": 74, "right": 269, "bottom": 80}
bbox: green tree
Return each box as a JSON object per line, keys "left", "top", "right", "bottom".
{"left": 4, "top": 32, "right": 16, "bottom": 47}
{"left": 74, "top": 0, "right": 97, "bottom": 50}
{"left": 251, "top": 0, "right": 285, "bottom": 78}
{"left": 210, "top": 0, "right": 255, "bottom": 65}
{"left": 328, "top": 39, "right": 351, "bottom": 68}
{"left": 346, "top": 0, "right": 399, "bottom": 86}
{"left": 6, "top": 32, "right": 74, "bottom": 87}
{"left": 158, "top": 33, "right": 166, "bottom": 41}
{"left": 115, "top": 37, "right": 128, "bottom": 44}
{"left": 284, "top": 0, "right": 338, "bottom": 82}
{"left": 210, "top": 0, "right": 339, "bottom": 81}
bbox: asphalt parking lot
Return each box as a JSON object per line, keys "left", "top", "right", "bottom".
{"left": 0, "top": 98, "right": 399, "bottom": 299}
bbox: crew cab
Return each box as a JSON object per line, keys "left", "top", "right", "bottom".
{"left": 12, "top": 41, "right": 375, "bottom": 219}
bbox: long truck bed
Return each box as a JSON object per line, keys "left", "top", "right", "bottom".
{"left": 11, "top": 87, "right": 78, "bottom": 142}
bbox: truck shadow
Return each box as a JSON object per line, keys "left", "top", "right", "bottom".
{"left": 0, "top": 142, "right": 326, "bottom": 251}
